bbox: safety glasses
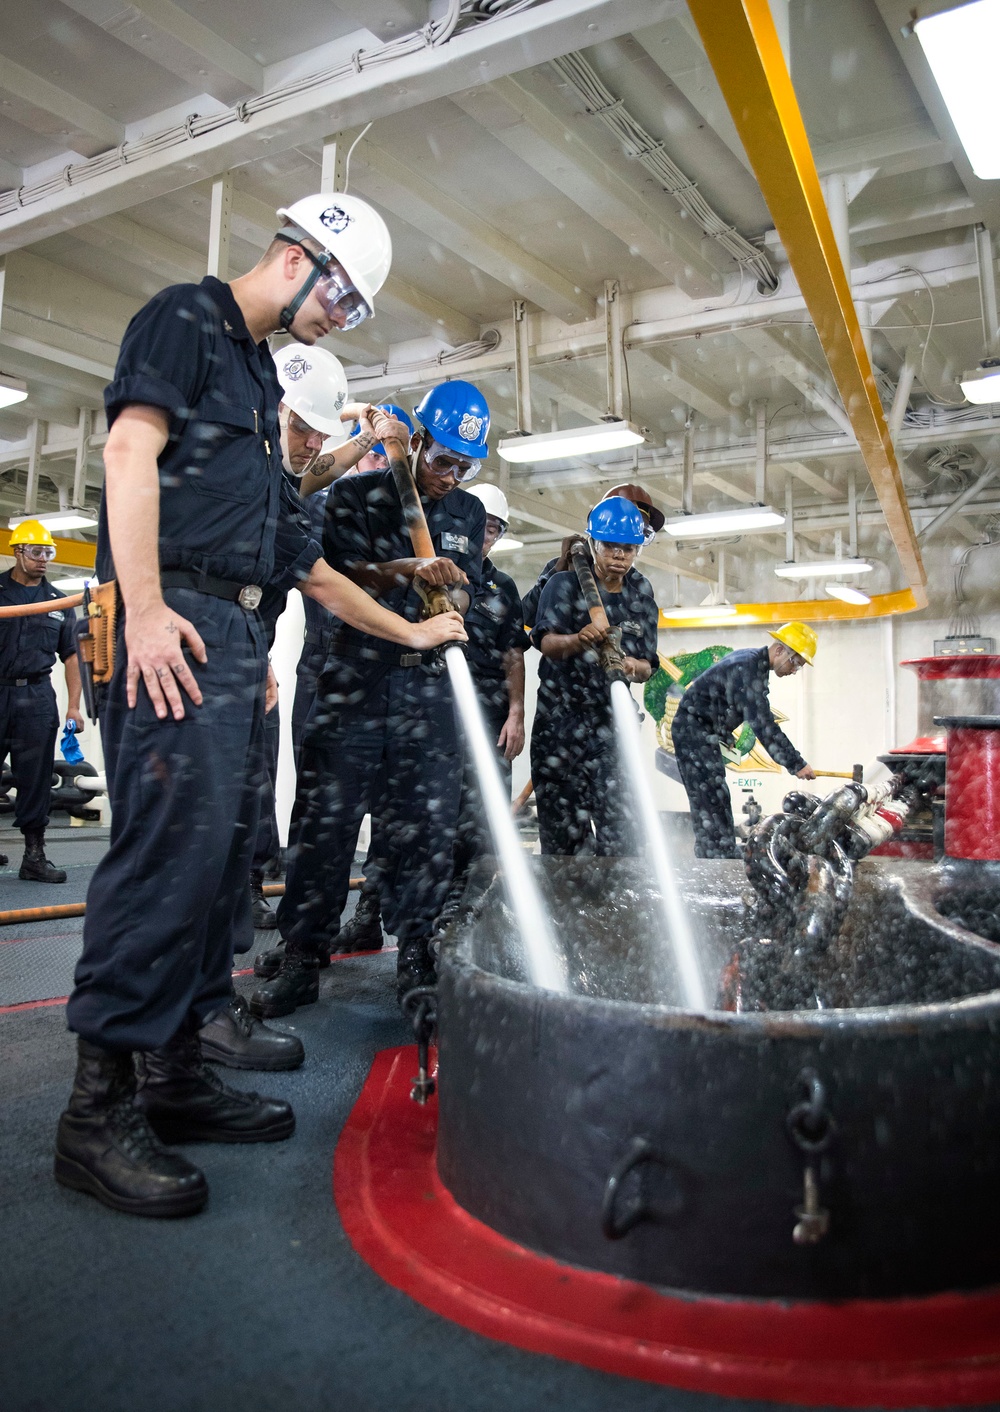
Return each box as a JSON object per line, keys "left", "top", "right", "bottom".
{"left": 19, "top": 545, "right": 56, "bottom": 561}
{"left": 424, "top": 438, "right": 481, "bottom": 483}
{"left": 287, "top": 410, "right": 323, "bottom": 439}
{"left": 276, "top": 235, "right": 372, "bottom": 330}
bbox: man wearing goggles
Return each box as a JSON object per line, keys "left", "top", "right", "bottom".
{"left": 251, "top": 379, "right": 492, "bottom": 1018}
{"left": 0, "top": 519, "right": 84, "bottom": 884}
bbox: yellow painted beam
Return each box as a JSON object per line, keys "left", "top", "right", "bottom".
{"left": 660, "top": 589, "right": 919, "bottom": 630}
{"left": 686, "top": 0, "right": 927, "bottom": 610}
{"left": 0, "top": 530, "right": 96, "bottom": 569}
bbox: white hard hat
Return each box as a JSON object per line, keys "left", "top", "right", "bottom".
{"left": 465, "top": 482, "right": 509, "bottom": 525}
{"left": 274, "top": 343, "right": 349, "bottom": 440}
{"left": 275, "top": 193, "right": 392, "bottom": 314}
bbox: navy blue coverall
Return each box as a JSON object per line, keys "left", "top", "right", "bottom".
{"left": 454, "top": 555, "right": 525, "bottom": 875}
{"left": 0, "top": 570, "right": 76, "bottom": 832}
{"left": 290, "top": 485, "right": 333, "bottom": 759}
{"left": 530, "top": 567, "right": 659, "bottom": 856}
{"left": 67, "top": 276, "right": 321, "bottom": 1052}
{"left": 276, "top": 468, "right": 484, "bottom": 958}
{"left": 671, "top": 645, "right": 806, "bottom": 859}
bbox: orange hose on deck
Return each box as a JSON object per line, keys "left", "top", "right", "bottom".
{"left": 0, "top": 593, "right": 85, "bottom": 619}
{"left": 0, "top": 877, "right": 364, "bottom": 926}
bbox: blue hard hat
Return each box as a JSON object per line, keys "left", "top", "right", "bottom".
{"left": 349, "top": 402, "right": 414, "bottom": 460}
{"left": 587, "top": 496, "right": 646, "bottom": 546}
{"left": 413, "top": 380, "right": 490, "bottom": 459}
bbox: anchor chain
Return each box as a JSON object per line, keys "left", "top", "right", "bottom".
{"left": 786, "top": 1067, "right": 835, "bottom": 1244}
{"left": 401, "top": 985, "right": 438, "bottom": 1104}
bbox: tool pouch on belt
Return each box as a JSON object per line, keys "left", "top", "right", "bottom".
{"left": 75, "top": 580, "right": 119, "bottom": 722}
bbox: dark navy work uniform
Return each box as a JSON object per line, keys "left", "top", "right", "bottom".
{"left": 277, "top": 468, "right": 484, "bottom": 955}
{"left": 530, "top": 566, "right": 659, "bottom": 856}
{"left": 0, "top": 571, "right": 76, "bottom": 832}
{"left": 671, "top": 645, "right": 806, "bottom": 858}
{"left": 454, "top": 556, "right": 525, "bottom": 874}
{"left": 520, "top": 555, "right": 558, "bottom": 634}
{"left": 290, "top": 485, "right": 333, "bottom": 759}
{"left": 68, "top": 276, "right": 320, "bottom": 1051}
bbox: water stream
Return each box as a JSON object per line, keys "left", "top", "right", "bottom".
{"left": 610, "top": 678, "right": 709, "bottom": 1011}
{"left": 445, "top": 647, "right": 567, "bottom": 992}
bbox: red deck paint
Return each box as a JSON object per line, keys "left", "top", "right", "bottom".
{"left": 335, "top": 1044, "right": 1000, "bottom": 1407}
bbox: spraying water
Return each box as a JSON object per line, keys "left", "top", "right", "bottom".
{"left": 445, "top": 647, "right": 567, "bottom": 992}
{"left": 610, "top": 679, "right": 708, "bottom": 1011}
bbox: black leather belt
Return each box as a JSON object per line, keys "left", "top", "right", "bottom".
{"left": 303, "top": 630, "right": 326, "bottom": 647}
{"left": 328, "top": 642, "right": 429, "bottom": 670}
{"left": 161, "top": 570, "right": 263, "bottom": 611}
{"left": 0, "top": 672, "right": 47, "bottom": 686}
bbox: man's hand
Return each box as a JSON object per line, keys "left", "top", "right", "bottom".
{"left": 497, "top": 709, "right": 525, "bottom": 761}
{"left": 622, "top": 656, "right": 652, "bottom": 683}
{"left": 66, "top": 709, "right": 85, "bottom": 733}
{"left": 265, "top": 664, "right": 279, "bottom": 714}
{"left": 371, "top": 407, "right": 414, "bottom": 450}
{"left": 577, "top": 621, "right": 610, "bottom": 649}
{"left": 405, "top": 612, "right": 468, "bottom": 650}
{"left": 413, "top": 557, "right": 467, "bottom": 588}
{"left": 796, "top": 764, "right": 817, "bottom": 780}
{"left": 126, "top": 600, "right": 207, "bottom": 720}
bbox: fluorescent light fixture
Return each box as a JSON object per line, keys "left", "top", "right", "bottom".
{"left": 915, "top": 0, "right": 1000, "bottom": 180}
{"left": 0, "top": 374, "right": 28, "bottom": 408}
{"left": 497, "top": 420, "right": 644, "bottom": 463}
{"left": 9, "top": 509, "right": 98, "bottom": 532}
{"left": 53, "top": 576, "right": 95, "bottom": 591}
{"left": 663, "top": 505, "right": 785, "bottom": 538}
{"left": 959, "top": 360, "right": 1000, "bottom": 405}
{"left": 774, "top": 558, "right": 872, "bottom": 579}
{"left": 661, "top": 603, "right": 739, "bottom": 621}
{"left": 826, "top": 582, "right": 871, "bottom": 606}
{"left": 490, "top": 537, "right": 524, "bottom": 553}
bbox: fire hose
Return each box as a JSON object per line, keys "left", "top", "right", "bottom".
{"left": 382, "top": 437, "right": 457, "bottom": 623}
{"left": 0, "top": 877, "right": 365, "bottom": 927}
{"left": 0, "top": 593, "right": 86, "bottom": 618}
{"left": 569, "top": 543, "right": 627, "bottom": 683}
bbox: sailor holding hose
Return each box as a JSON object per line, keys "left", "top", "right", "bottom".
{"left": 530, "top": 496, "right": 660, "bottom": 856}
{"left": 56, "top": 193, "right": 466, "bottom": 1220}
{"left": 671, "top": 623, "right": 818, "bottom": 859}
{"left": 250, "top": 380, "right": 488, "bottom": 1014}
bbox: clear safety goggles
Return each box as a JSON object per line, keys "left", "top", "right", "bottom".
{"left": 19, "top": 544, "right": 56, "bottom": 561}
{"left": 300, "top": 247, "right": 371, "bottom": 330}
{"left": 423, "top": 438, "right": 481, "bottom": 484}
{"left": 594, "top": 539, "right": 640, "bottom": 560}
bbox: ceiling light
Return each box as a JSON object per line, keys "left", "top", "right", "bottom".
{"left": 490, "top": 537, "right": 524, "bottom": 552}
{"left": 661, "top": 603, "right": 739, "bottom": 621}
{"left": 914, "top": 0, "right": 1000, "bottom": 180}
{"left": 959, "top": 360, "right": 1000, "bottom": 405}
{"left": 0, "top": 374, "right": 28, "bottom": 408}
{"left": 53, "top": 576, "right": 95, "bottom": 591}
{"left": 497, "top": 420, "right": 644, "bottom": 464}
{"left": 662, "top": 505, "right": 785, "bottom": 538}
{"left": 826, "top": 582, "right": 871, "bottom": 605}
{"left": 774, "top": 558, "right": 872, "bottom": 579}
{"left": 9, "top": 509, "right": 98, "bottom": 532}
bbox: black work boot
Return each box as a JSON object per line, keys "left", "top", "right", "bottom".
{"left": 248, "top": 953, "right": 320, "bottom": 1019}
{"left": 55, "top": 1038, "right": 207, "bottom": 1217}
{"left": 20, "top": 829, "right": 66, "bottom": 883}
{"left": 333, "top": 882, "right": 384, "bottom": 954}
{"left": 397, "top": 936, "right": 437, "bottom": 1002}
{"left": 250, "top": 869, "right": 278, "bottom": 930}
{"left": 135, "top": 1031, "right": 294, "bottom": 1144}
{"left": 253, "top": 938, "right": 332, "bottom": 981}
{"left": 198, "top": 991, "right": 304, "bottom": 1072}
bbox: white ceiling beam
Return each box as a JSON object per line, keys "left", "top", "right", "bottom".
{"left": 0, "top": 0, "right": 679, "bottom": 248}
{"left": 734, "top": 327, "right": 853, "bottom": 438}
{"left": 450, "top": 72, "right": 723, "bottom": 297}
{"left": 851, "top": 192, "right": 977, "bottom": 249}
{"left": 782, "top": 461, "right": 840, "bottom": 501}
{"left": 876, "top": 296, "right": 963, "bottom": 403}
{"left": 73, "top": 213, "right": 204, "bottom": 285}
{"left": 632, "top": 347, "right": 734, "bottom": 421}
{"left": 0, "top": 54, "right": 123, "bottom": 147}
{"left": 61, "top": 0, "right": 262, "bottom": 103}
{"left": 332, "top": 0, "right": 429, "bottom": 43}
{"left": 814, "top": 123, "right": 949, "bottom": 180}
{"left": 353, "top": 139, "right": 593, "bottom": 323}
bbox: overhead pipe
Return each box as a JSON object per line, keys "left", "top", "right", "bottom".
{"left": 918, "top": 463, "right": 1000, "bottom": 543}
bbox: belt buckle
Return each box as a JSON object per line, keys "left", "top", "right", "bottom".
{"left": 238, "top": 585, "right": 262, "bottom": 611}
{"left": 399, "top": 652, "right": 421, "bottom": 668}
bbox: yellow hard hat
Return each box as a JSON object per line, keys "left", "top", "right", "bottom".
{"left": 769, "top": 621, "right": 817, "bottom": 665}
{"left": 9, "top": 518, "right": 55, "bottom": 548}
